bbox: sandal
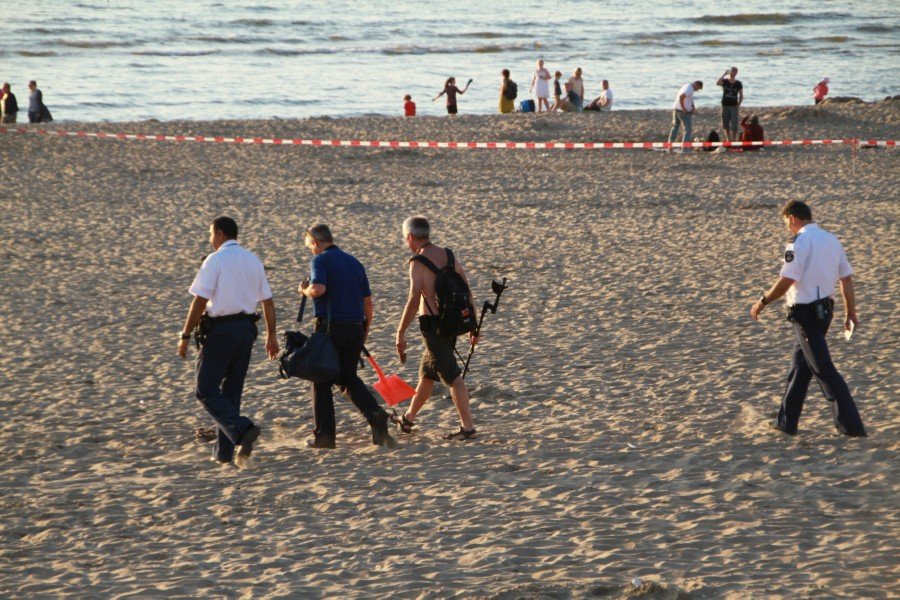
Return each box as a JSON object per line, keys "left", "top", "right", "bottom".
{"left": 195, "top": 426, "right": 217, "bottom": 442}
{"left": 390, "top": 409, "right": 416, "bottom": 434}
{"left": 443, "top": 427, "right": 477, "bottom": 441}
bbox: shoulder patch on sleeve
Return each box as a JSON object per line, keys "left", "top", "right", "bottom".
{"left": 784, "top": 250, "right": 795, "bottom": 263}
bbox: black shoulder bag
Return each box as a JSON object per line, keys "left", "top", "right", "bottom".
{"left": 278, "top": 294, "right": 340, "bottom": 382}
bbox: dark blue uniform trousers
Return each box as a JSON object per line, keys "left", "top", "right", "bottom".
{"left": 312, "top": 322, "right": 384, "bottom": 442}
{"left": 777, "top": 306, "right": 866, "bottom": 436}
{"left": 195, "top": 319, "right": 257, "bottom": 461}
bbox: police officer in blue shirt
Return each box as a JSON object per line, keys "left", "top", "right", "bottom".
{"left": 299, "top": 224, "right": 395, "bottom": 449}
{"left": 750, "top": 201, "right": 866, "bottom": 437}
{"left": 178, "top": 217, "right": 280, "bottom": 464}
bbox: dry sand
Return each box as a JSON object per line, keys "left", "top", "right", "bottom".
{"left": 1, "top": 99, "right": 898, "bottom": 599}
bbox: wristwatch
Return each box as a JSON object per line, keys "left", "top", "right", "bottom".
{"left": 759, "top": 295, "right": 769, "bottom": 306}
{"left": 180, "top": 332, "right": 192, "bottom": 340}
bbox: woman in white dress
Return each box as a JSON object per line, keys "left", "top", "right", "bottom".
{"left": 530, "top": 59, "right": 552, "bottom": 113}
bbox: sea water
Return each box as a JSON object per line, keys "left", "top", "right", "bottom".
{"left": 1, "top": 0, "right": 898, "bottom": 123}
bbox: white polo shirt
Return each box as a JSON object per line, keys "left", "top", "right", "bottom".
{"left": 189, "top": 240, "right": 273, "bottom": 317}
{"left": 673, "top": 83, "right": 694, "bottom": 112}
{"left": 780, "top": 223, "right": 853, "bottom": 306}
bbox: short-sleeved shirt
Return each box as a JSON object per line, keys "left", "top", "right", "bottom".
{"left": 567, "top": 76, "right": 584, "bottom": 99}
{"left": 309, "top": 245, "right": 371, "bottom": 322}
{"left": 189, "top": 240, "right": 272, "bottom": 316}
{"left": 673, "top": 83, "right": 695, "bottom": 112}
{"left": 404, "top": 100, "right": 416, "bottom": 116}
{"left": 779, "top": 224, "right": 853, "bottom": 306}
{"left": 444, "top": 85, "right": 461, "bottom": 106}
{"left": 721, "top": 79, "right": 742, "bottom": 106}
{"left": 600, "top": 88, "right": 613, "bottom": 108}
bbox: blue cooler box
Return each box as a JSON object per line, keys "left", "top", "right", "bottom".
{"left": 519, "top": 99, "right": 535, "bottom": 113}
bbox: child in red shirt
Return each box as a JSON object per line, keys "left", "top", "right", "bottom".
{"left": 404, "top": 95, "right": 416, "bottom": 117}
{"left": 813, "top": 77, "right": 829, "bottom": 104}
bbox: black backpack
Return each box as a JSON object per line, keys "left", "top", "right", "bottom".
{"left": 504, "top": 80, "right": 518, "bottom": 100}
{"left": 410, "top": 248, "right": 477, "bottom": 337}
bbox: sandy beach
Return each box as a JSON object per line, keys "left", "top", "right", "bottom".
{"left": 1, "top": 99, "right": 898, "bottom": 598}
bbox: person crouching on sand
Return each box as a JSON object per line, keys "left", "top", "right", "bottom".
{"left": 395, "top": 216, "right": 478, "bottom": 440}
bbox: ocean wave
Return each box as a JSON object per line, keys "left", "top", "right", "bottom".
{"left": 56, "top": 39, "right": 140, "bottom": 49}
{"left": 184, "top": 34, "right": 267, "bottom": 44}
{"left": 458, "top": 31, "right": 514, "bottom": 39}
{"left": 131, "top": 50, "right": 221, "bottom": 57}
{"left": 382, "top": 42, "right": 540, "bottom": 55}
{"left": 328, "top": 35, "right": 352, "bottom": 41}
{"left": 258, "top": 47, "right": 343, "bottom": 56}
{"left": 814, "top": 36, "right": 851, "bottom": 43}
{"left": 19, "top": 27, "right": 92, "bottom": 35}
{"left": 231, "top": 18, "right": 276, "bottom": 27}
{"left": 856, "top": 24, "right": 895, "bottom": 33}
{"left": 693, "top": 12, "right": 847, "bottom": 25}
{"left": 16, "top": 50, "right": 58, "bottom": 57}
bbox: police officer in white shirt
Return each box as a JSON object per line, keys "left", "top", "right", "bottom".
{"left": 750, "top": 201, "right": 866, "bottom": 437}
{"left": 177, "top": 217, "right": 280, "bottom": 463}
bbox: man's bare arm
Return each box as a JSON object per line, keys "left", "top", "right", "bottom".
{"left": 839, "top": 275, "right": 858, "bottom": 329}
{"left": 750, "top": 276, "right": 795, "bottom": 320}
{"left": 177, "top": 295, "right": 209, "bottom": 358}
{"left": 261, "top": 297, "right": 279, "bottom": 359}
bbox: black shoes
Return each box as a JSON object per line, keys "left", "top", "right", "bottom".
{"left": 372, "top": 412, "right": 397, "bottom": 448}
{"left": 306, "top": 434, "right": 336, "bottom": 449}
{"left": 237, "top": 424, "right": 261, "bottom": 457}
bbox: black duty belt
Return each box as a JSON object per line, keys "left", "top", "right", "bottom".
{"left": 207, "top": 312, "right": 260, "bottom": 323}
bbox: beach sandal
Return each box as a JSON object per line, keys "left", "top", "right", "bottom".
{"left": 195, "top": 426, "right": 217, "bottom": 442}
{"left": 390, "top": 409, "right": 416, "bottom": 434}
{"left": 443, "top": 427, "right": 477, "bottom": 441}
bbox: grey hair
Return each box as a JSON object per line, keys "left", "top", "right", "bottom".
{"left": 402, "top": 216, "right": 430, "bottom": 240}
{"left": 306, "top": 224, "right": 333, "bottom": 243}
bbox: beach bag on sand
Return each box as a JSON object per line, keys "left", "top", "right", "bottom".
{"left": 411, "top": 248, "right": 477, "bottom": 338}
{"left": 278, "top": 297, "right": 339, "bottom": 383}
{"left": 519, "top": 99, "right": 535, "bottom": 113}
{"left": 503, "top": 80, "right": 518, "bottom": 100}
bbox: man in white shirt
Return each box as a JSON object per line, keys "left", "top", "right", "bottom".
{"left": 667, "top": 80, "right": 703, "bottom": 151}
{"left": 178, "top": 217, "right": 280, "bottom": 464}
{"left": 585, "top": 80, "right": 613, "bottom": 112}
{"left": 750, "top": 201, "right": 866, "bottom": 437}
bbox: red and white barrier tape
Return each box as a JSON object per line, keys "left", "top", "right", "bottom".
{"left": 0, "top": 126, "right": 895, "bottom": 149}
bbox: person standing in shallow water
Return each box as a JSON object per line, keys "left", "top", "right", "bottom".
{"left": 749, "top": 200, "right": 866, "bottom": 437}
{"left": 434, "top": 76, "right": 470, "bottom": 116}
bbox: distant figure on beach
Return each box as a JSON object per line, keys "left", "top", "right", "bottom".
{"left": 813, "top": 77, "right": 830, "bottom": 104}
{"left": 434, "top": 76, "right": 471, "bottom": 115}
{"left": 716, "top": 67, "right": 743, "bottom": 142}
{"left": 668, "top": 80, "right": 702, "bottom": 151}
{"left": 395, "top": 216, "right": 478, "bottom": 441}
{"left": 300, "top": 224, "right": 396, "bottom": 449}
{"left": 567, "top": 68, "right": 585, "bottom": 112}
{"left": 1, "top": 83, "right": 18, "bottom": 124}
{"left": 404, "top": 94, "right": 416, "bottom": 117}
{"left": 499, "top": 69, "right": 516, "bottom": 114}
{"left": 551, "top": 71, "right": 563, "bottom": 108}
{"left": 585, "top": 80, "right": 613, "bottom": 111}
{"left": 750, "top": 200, "right": 866, "bottom": 437}
{"left": 27, "top": 81, "right": 43, "bottom": 123}
{"left": 530, "top": 59, "right": 552, "bottom": 112}
{"left": 553, "top": 82, "right": 581, "bottom": 112}
{"left": 177, "top": 216, "right": 278, "bottom": 465}
{"left": 739, "top": 114, "right": 764, "bottom": 151}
